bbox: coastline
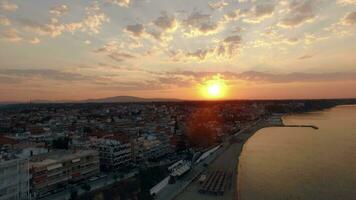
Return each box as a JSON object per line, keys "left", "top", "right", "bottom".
{"left": 235, "top": 119, "right": 282, "bottom": 200}
{"left": 174, "top": 111, "right": 323, "bottom": 200}
{"left": 234, "top": 104, "right": 356, "bottom": 200}
{"left": 174, "top": 118, "right": 277, "bottom": 200}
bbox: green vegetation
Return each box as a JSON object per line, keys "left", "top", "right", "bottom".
{"left": 52, "top": 137, "right": 70, "bottom": 149}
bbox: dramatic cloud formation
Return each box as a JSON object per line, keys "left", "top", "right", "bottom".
{"left": 243, "top": 3, "right": 275, "bottom": 23}
{"left": 183, "top": 11, "right": 223, "bottom": 37}
{"left": 156, "top": 70, "right": 356, "bottom": 84}
{"left": 279, "top": 0, "right": 316, "bottom": 27}
{"left": 153, "top": 12, "right": 178, "bottom": 32}
{"left": 1, "top": 0, "right": 356, "bottom": 100}
{"left": 21, "top": 8, "right": 109, "bottom": 37}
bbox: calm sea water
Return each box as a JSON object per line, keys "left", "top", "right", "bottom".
{"left": 238, "top": 105, "right": 356, "bottom": 200}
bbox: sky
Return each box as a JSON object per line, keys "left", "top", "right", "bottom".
{"left": 0, "top": 0, "right": 356, "bottom": 101}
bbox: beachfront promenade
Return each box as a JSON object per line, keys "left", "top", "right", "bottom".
{"left": 174, "top": 119, "right": 267, "bottom": 200}
{"left": 158, "top": 116, "right": 319, "bottom": 200}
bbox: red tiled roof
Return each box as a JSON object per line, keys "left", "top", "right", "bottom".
{"left": 0, "top": 135, "right": 18, "bottom": 145}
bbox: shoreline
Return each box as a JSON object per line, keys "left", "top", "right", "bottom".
{"left": 172, "top": 113, "right": 321, "bottom": 200}
{"left": 235, "top": 112, "right": 324, "bottom": 200}
{"left": 174, "top": 118, "right": 276, "bottom": 200}
{"left": 235, "top": 120, "right": 275, "bottom": 200}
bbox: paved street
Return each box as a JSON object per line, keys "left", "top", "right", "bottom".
{"left": 157, "top": 119, "right": 265, "bottom": 200}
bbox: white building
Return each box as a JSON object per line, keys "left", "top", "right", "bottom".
{"left": 30, "top": 150, "right": 99, "bottom": 198}
{"left": 134, "top": 134, "right": 171, "bottom": 162}
{"left": 97, "top": 136, "right": 132, "bottom": 171}
{"left": 0, "top": 158, "right": 30, "bottom": 200}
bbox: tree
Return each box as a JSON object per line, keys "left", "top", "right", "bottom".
{"left": 52, "top": 137, "right": 70, "bottom": 149}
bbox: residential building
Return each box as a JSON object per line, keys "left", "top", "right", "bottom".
{"left": 96, "top": 135, "right": 132, "bottom": 171}
{"left": 30, "top": 150, "right": 99, "bottom": 198}
{"left": 0, "top": 158, "right": 30, "bottom": 200}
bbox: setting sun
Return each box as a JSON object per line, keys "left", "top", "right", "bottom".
{"left": 200, "top": 75, "right": 228, "bottom": 99}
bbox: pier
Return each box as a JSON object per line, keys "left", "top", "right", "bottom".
{"left": 267, "top": 115, "right": 319, "bottom": 130}
{"left": 272, "top": 124, "right": 319, "bottom": 130}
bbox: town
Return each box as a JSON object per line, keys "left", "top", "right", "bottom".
{"left": 0, "top": 99, "right": 354, "bottom": 200}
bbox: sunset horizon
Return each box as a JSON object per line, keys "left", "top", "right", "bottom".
{"left": 1, "top": 0, "right": 356, "bottom": 102}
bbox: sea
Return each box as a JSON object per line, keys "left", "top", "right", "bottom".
{"left": 238, "top": 105, "right": 356, "bottom": 200}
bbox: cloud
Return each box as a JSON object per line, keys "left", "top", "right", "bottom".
{"left": 223, "top": 10, "right": 240, "bottom": 22}
{"left": 243, "top": 3, "right": 275, "bottom": 23}
{"left": 28, "top": 37, "right": 40, "bottom": 44}
{"left": 303, "top": 33, "right": 328, "bottom": 44}
{"left": 186, "top": 49, "right": 214, "bottom": 60}
{"left": 94, "top": 40, "right": 136, "bottom": 62}
{"left": 298, "top": 54, "right": 314, "bottom": 60}
{"left": 153, "top": 12, "right": 178, "bottom": 32}
{"left": 235, "top": 71, "right": 356, "bottom": 83}
{"left": 107, "top": 0, "right": 130, "bottom": 7}
{"left": 108, "top": 52, "right": 136, "bottom": 62}
{"left": 81, "top": 13, "right": 109, "bottom": 34}
{"left": 21, "top": 18, "right": 66, "bottom": 37}
{"left": 338, "top": 0, "right": 356, "bottom": 5}
{"left": 0, "top": 16, "right": 10, "bottom": 26}
{"left": 1, "top": 28, "right": 22, "bottom": 42}
{"left": 121, "top": 13, "right": 178, "bottom": 47}
{"left": 50, "top": 4, "right": 69, "bottom": 17}
{"left": 0, "top": 0, "right": 18, "bottom": 12}
{"left": 94, "top": 40, "right": 120, "bottom": 53}
{"left": 0, "top": 69, "right": 92, "bottom": 81}
{"left": 341, "top": 11, "right": 356, "bottom": 25}
{"left": 183, "top": 11, "right": 223, "bottom": 37}
{"left": 172, "top": 34, "right": 242, "bottom": 61}
{"left": 209, "top": 1, "right": 228, "bottom": 10}
{"left": 216, "top": 35, "right": 242, "bottom": 58}
{"left": 21, "top": 11, "right": 109, "bottom": 37}
{"left": 278, "top": 0, "right": 316, "bottom": 28}
{"left": 155, "top": 70, "right": 356, "bottom": 85}
{"left": 125, "top": 23, "right": 145, "bottom": 37}
{"left": 156, "top": 76, "right": 195, "bottom": 87}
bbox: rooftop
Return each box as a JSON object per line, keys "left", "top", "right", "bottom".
{"left": 30, "top": 149, "right": 98, "bottom": 168}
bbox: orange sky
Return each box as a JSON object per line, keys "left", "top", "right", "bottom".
{"left": 0, "top": 0, "right": 356, "bottom": 101}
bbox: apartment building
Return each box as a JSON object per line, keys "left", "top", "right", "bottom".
{"left": 30, "top": 150, "right": 99, "bottom": 198}
{"left": 0, "top": 158, "right": 29, "bottom": 200}
{"left": 96, "top": 135, "right": 133, "bottom": 171}
{"left": 133, "top": 134, "right": 171, "bottom": 163}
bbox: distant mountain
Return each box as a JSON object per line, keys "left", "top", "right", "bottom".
{"left": 0, "top": 96, "right": 181, "bottom": 105}
{"left": 83, "top": 96, "right": 181, "bottom": 103}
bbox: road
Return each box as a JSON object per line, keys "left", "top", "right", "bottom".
{"left": 156, "top": 119, "right": 265, "bottom": 200}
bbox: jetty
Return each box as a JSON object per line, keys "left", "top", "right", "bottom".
{"left": 272, "top": 124, "right": 319, "bottom": 130}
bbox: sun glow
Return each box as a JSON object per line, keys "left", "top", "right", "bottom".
{"left": 200, "top": 75, "right": 228, "bottom": 99}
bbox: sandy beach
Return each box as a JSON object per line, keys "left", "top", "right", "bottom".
{"left": 175, "top": 119, "right": 274, "bottom": 200}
